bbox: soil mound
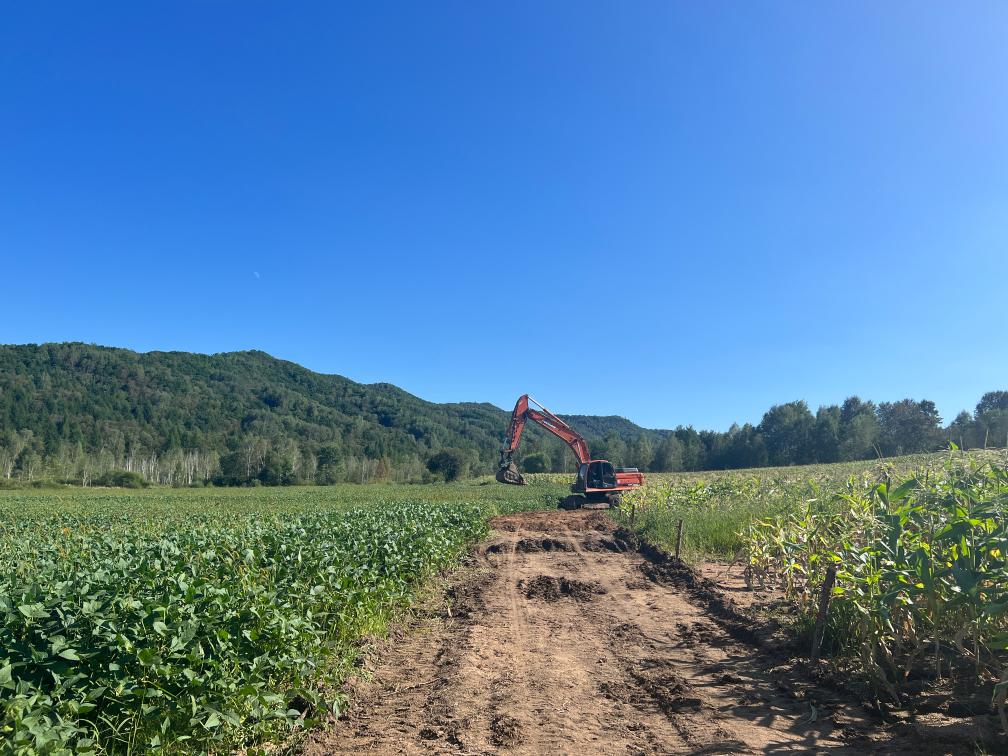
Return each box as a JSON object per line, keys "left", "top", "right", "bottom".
{"left": 519, "top": 575, "right": 605, "bottom": 602}
{"left": 515, "top": 537, "right": 573, "bottom": 553}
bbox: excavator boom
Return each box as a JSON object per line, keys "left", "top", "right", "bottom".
{"left": 498, "top": 395, "right": 589, "bottom": 484}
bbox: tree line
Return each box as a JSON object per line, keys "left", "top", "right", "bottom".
{"left": 0, "top": 430, "right": 434, "bottom": 487}
{"left": 516, "top": 391, "right": 1008, "bottom": 474}
{"left": 1, "top": 391, "right": 1005, "bottom": 487}
{"left": 0, "top": 343, "right": 1004, "bottom": 486}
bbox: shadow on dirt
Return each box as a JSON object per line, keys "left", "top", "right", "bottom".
{"left": 627, "top": 529, "right": 1007, "bottom": 754}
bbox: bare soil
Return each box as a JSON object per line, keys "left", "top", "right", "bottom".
{"left": 303, "top": 510, "right": 1002, "bottom": 754}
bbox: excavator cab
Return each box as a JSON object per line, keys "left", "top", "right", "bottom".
{"left": 588, "top": 460, "right": 617, "bottom": 489}
{"left": 572, "top": 460, "right": 617, "bottom": 493}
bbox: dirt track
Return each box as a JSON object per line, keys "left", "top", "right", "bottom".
{"left": 304, "top": 510, "right": 984, "bottom": 754}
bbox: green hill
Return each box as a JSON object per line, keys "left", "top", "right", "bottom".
{"left": 0, "top": 343, "right": 653, "bottom": 484}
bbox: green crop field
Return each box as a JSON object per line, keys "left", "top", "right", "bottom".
{"left": 0, "top": 482, "right": 563, "bottom": 753}
{"left": 4, "top": 451, "right": 1007, "bottom": 752}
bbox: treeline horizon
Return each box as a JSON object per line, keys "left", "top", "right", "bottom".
{"left": 536, "top": 391, "right": 1007, "bottom": 477}
{"left": 2, "top": 390, "right": 1004, "bottom": 487}
{"left": 0, "top": 343, "right": 1005, "bottom": 486}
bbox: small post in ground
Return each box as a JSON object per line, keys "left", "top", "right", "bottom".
{"left": 810, "top": 564, "right": 837, "bottom": 665}
{"left": 675, "top": 519, "right": 684, "bottom": 560}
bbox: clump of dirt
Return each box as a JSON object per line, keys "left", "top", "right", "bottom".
{"left": 519, "top": 575, "right": 605, "bottom": 602}
{"left": 515, "top": 537, "right": 574, "bottom": 553}
{"left": 443, "top": 566, "right": 491, "bottom": 621}
{"left": 485, "top": 537, "right": 575, "bottom": 556}
{"left": 635, "top": 668, "right": 703, "bottom": 715}
{"left": 625, "top": 577, "right": 653, "bottom": 591}
{"left": 610, "top": 621, "right": 645, "bottom": 642}
{"left": 637, "top": 553, "right": 695, "bottom": 587}
{"left": 597, "top": 680, "right": 623, "bottom": 703}
{"left": 613, "top": 527, "right": 640, "bottom": 550}
{"left": 584, "top": 512, "right": 617, "bottom": 532}
{"left": 582, "top": 536, "right": 636, "bottom": 553}
{"left": 489, "top": 714, "right": 523, "bottom": 747}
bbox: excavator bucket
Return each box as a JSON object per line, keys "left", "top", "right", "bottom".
{"left": 496, "top": 461, "right": 525, "bottom": 485}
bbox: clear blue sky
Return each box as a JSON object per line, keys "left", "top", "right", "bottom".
{"left": 2, "top": 3, "right": 1006, "bottom": 430}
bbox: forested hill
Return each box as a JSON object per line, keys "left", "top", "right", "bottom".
{"left": 0, "top": 343, "right": 1005, "bottom": 486}
{"left": 0, "top": 343, "right": 656, "bottom": 484}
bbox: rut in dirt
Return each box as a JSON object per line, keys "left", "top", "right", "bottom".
{"left": 303, "top": 509, "right": 987, "bottom": 755}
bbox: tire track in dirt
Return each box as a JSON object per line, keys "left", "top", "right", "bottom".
{"left": 303, "top": 509, "right": 943, "bottom": 754}
{"left": 489, "top": 520, "right": 536, "bottom": 750}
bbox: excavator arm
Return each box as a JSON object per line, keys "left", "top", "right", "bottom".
{"left": 496, "top": 395, "right": 590, "bottom": 485}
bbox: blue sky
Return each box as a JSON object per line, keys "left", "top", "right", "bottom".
{"left": 2, "top": 3, "right": 1006, "bottom": 430}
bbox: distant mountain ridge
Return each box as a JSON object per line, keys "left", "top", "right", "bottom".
{"left": 0, "top": 343, "right": 660, "bottom": 483}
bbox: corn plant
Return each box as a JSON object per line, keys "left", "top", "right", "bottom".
{"left": 743, "top": 451, "right": 1008, "bottom": 713}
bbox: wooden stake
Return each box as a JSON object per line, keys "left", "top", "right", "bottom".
{"left": 810, "top": 564, "right": 837, "bottom": 665}
{"left": 675, "top": 519, "right": 684, "bottom": 560}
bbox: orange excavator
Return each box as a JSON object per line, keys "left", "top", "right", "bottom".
{"left": 495, "top": 394, "right": 645, "bottom": 509}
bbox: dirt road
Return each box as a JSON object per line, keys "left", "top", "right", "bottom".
{"left": 304, "top": 510, "right": 984, "bottom": 754}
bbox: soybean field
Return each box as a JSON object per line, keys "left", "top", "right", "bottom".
{"left": 0, "top": 483, "right": 561, "bottom": 753}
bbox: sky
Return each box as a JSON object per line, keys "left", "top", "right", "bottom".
{"left": 2, "top": 3, "right": 1006, "bottom": 430}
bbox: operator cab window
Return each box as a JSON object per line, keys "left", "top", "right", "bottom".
{"left": 588, "top": 461, "right": 616, "bottom": 488}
